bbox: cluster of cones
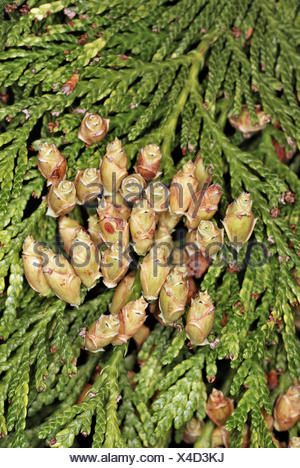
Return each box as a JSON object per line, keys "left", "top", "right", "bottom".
{"left": 23, "top": 112, "right": 257, "bottom": 351}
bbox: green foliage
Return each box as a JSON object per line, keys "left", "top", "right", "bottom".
{"left": 0, "top": 0, "right": 299, "bottom": 448}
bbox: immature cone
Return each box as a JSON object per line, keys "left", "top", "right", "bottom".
{"left": 273, "top": 385, "right": 300, "bottom": 431}
{"left": 47, "top": 180, "right": 77, "bottom": 217}
{"left": 186, "top": 184, "right": 222, "bottom": 229}
{"left": 129, "top": 199, "right": 156, "bottom": 255}
{"left": 133, "top": 324, "right": 150, "bottom": 349}
{"left": 159, "top": 208, "right": 182, "bottom": 231}
{"left": 74, "top": 168, "right": 102, "bottom": 204}
{"left": 22, "top": 236, "right": 51, "bottom": 296}
{"left": 37, "top": 143, "right": 67, "bottom": 186}
{"left": 183, "top": 418, "right": 204, "bottom": 444}
{"left": 59, "top": 216, "right": 83, "bottom": 254}
{"left": 185, "top": 291, "right": 215, "bottom": 345}
{"left": 211, "top": 427, "right": 231, "bottom": 448}
{"left": 226, "top": 191, "right": 253, "bottom": 217}
{"left": 145, "top": 181, "right": 169, "bottom": 213}
{"left": 84, "top": 314, "right": 120, "bottom": 352}
{"left": 100, "top": 215, "right": 129, "bottom": 249}
{"left": 289, "top": 437, "right": 300, "bottom": 448}
{"left": 120, "top": 173, "right": 146, "bottom": 204}
{"left": 101, "top": 243, "right": 131, "bottom": 288}
{"left": 97, "top": 197, "right": 115, "bottom": 218}
{"left": 228, "top": 105, "right": 271, "bottom": 136}
{"left": 62, "top": 73, "right": 79, "bottom": 95}
{"left": 112, "top": 296, "right": 148, "bottom": 345}
{"left": 159, "top": 266, "right": 189, "bottom": 323}
{"left": 98, "top": 195, "right": 130, "bottom": 221}
{"left": 100, "top": 138, "right": 128, "bottom": 194}
{"left": 206, "top": 389, "right": 234, "bottom": 426}
{"left": 194, "top": 153, "right": 212, "bottom": 189}
{"left": 78, "top": 113, "right": 109, "bottom": 145}
{"left": 70, "top": 230, "right": 101, "bottom": 289}
{"left": 88, "top": 215, "right": 102, "bottom": 246}
{"left": 98, "top": 198, "right": 129, "bottom": 248}
{"left": 186, "top": 251, "right": 209, "bottom": 279}
{"left": 169, "top": 161, "right": 198, "bottom": 215}
{"left": 106, "top": 193, "right": 131, "bottom": 220}
{"left": 196, "top": 220, "right": 224, "bottom": 258}
{"left": 109, "top": 271, "right": 136, "bottom": 315}
{"left": 42, "top": 247, "right": 81, "bottom": 306}
{"left": 222, "top": 192, "right": 256, "bottom": 247}
{"left": 140, "top": 245, "right": 171, "bottom": 301}
{"left": 137, "top": 144, "right": 162, "bottom": 181}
